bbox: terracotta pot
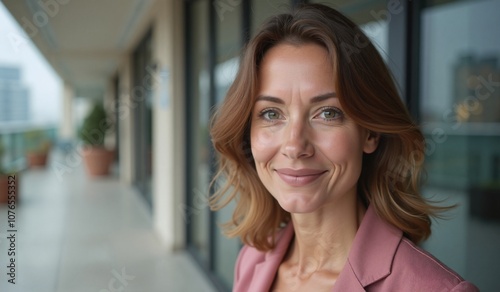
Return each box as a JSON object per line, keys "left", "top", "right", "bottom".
{"left": 26, "top": 152, "right": 48, "bottom": 168}
{"left": 82, "top": 147, "right": 114, "bottom": 176}
{"left": 0, "top": 174, "right": 19, "bottom": 204}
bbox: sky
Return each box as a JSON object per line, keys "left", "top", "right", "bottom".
{"left": 0, "top": 1, "right": 62, "bottom": 125}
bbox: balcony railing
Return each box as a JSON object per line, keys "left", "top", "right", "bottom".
{"left": 0, "top": 121, "right": 57, "bottom": 172}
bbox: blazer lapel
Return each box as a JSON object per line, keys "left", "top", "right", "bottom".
{"left": 332, "top": 261, "right": 366, "bottom": 292}
{"left": 333, "top": 205, "right": 402, "bottom": 290}
{"left": 248, "top": 223, "right": 295, "bottom": 292}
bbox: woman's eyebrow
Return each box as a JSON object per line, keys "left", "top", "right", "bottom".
{"left": 310, "top": 92, "right": 337, "bottom": 103}
{"left": 255, "top": 92, "right": 337, "bottom": 104}
{"left": 255, "top": 95, "right": 285, "bottom": 104}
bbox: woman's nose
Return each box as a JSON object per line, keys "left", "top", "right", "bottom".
{"left": 280, "top": 120, "right": 314, "bottom": 160}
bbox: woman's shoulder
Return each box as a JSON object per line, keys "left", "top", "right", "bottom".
{"left": 345, "top": 204, "right": 478, "bottom": 291}
{"left": 234, "top": 244, "right": 266, "bottom": 279}
{"left": 377, "top": 237, "right": 479, "bottom": 291}
{"left": 233, "top": 224, "right": 295, "bottom": 291}
{"left": 235, "top": 224, "right": 293, "bottom": 274}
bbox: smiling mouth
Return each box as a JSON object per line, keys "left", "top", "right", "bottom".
{"left": 275, "top": 168, "right": 327, "bottom": 187}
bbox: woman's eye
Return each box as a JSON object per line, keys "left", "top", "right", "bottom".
{"left": 318, "top": 107, "right": 343, "bottom": 120}
{"left": 260, "top": 109, "right": 282, "bottom": 120}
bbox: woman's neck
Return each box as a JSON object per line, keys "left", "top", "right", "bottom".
{"left": 285, "top": 196, "right": 366, "bottom": 277}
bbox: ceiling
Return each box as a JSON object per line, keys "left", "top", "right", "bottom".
{"left": 3, "top": 0, "right": 156, "bottom": 98}
{"left": 2, "top": 0, "right": 391, "bottom": 100}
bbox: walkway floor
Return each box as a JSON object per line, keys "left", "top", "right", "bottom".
{"left": 0, "top": 150, "right": 217, "bottom": 292}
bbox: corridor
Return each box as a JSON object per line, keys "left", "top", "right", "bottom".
{"left": 0, "top": 149, "right": 216, "bottom": 292}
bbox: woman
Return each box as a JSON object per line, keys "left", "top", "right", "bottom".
{"left": 210, "top": 4, "right": 478, "bottom": 291}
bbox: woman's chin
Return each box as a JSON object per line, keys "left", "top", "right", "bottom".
{"left": 276, "top": 195, "right": 323, "bottom": 214}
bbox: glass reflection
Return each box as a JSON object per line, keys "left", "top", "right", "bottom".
{"left": 420, "top": 1, "right": 500, "bottom": 291}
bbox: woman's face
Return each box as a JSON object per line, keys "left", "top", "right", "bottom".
{"left": 250, "top": 43, "right": 378, "bottom": 214}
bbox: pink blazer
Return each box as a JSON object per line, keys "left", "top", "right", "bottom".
{"left": 233, "top": 205, "right": 479, "bottom": 291}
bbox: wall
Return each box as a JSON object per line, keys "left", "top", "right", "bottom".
{"left": 151, "top": 0, "right": 186, "bottom": 250}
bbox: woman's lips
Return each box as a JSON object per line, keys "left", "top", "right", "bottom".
{"left": 275, "top": 168, "right": 327, "bottom": 187}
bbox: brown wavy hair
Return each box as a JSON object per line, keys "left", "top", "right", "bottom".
{"left": 209, "top": 3, "right": 450, "bottom": 251}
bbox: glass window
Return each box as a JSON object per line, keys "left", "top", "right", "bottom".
{"left": 309, "top": 0, "right": 387, "bottom": 25}
{"left": 187, "top": 0, "right": 211, "bottom": 265}
{"left": 419, "top": 1, "right": 500, "bottom": 291}
{"left": 132, "top": 30, "right": 153, "bottom": 209}
{"left": 308, "top": 0, "right": 389, "bottom": 59}
{"left": 215, "top": 1, "right": 241, "bottom": 104}
{"left": 213, "top": 2, "right": 243, "bottom": 288}
{"left": 251, "top": 0, "right": 291, "bottom": 35}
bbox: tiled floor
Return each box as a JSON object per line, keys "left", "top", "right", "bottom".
{"left": 0, "top": 150, "right": 217, "bottom": 292}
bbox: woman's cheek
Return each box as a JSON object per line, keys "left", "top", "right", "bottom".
{"left": 317, "top": 130, "right": 361, "bottom": 161}
{"left": 251, "top": 128, "right": 280, "bottom": 162}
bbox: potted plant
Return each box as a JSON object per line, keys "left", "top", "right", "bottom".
{"left": 0, "top": 140, "right": 19, "bottom": 204}
{"left": 79, "top": 102, "right": 114, "bottom": 176}
{"left": 25, "top": 129, "right": 52, "bottom": 168}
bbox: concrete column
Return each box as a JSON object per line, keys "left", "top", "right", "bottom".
{"left": 117, "top": 57, "right": 135, "bottom": 185}
{"left": 59, "top": 82, "right": 74, "bottom": 140}
{"left": 151, "top": 0, "right": 185, "bottom": 251}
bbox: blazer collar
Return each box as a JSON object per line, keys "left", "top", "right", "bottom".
{"left": 247, "top": 204, "right": 402, "bottom": 291}
{"left": 336, "top": 204, "right": 403, "bottom": 288}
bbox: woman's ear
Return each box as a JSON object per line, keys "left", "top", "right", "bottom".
{"left": 363, "top": 130, "right": 380, "bottom": 154}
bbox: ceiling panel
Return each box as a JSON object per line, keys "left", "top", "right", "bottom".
{"left": 2, "top": 0, "right": 156, "bottom": 98}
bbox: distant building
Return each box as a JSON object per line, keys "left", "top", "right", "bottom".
{"left": 0, "top": 66, "right": 30, "bottom": 122}
{"left": 453, "top": 55, "right": 500, "bottom": 123}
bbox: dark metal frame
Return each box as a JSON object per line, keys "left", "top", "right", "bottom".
{"left": 405, "top": 0, "right": 422, "bottom": 122}
{"left": 183, "top": 0, "right": 194, "bottom": 252}
{"left": 112, "top": 75, "right": 120, "bottom": 169}
{"left": 208, "top": 0, "right": 218, "bottom": 275}
{"left": 132, "top": 28, "right": 154, "bottom": 210}
{"left": 387, "top": 0, "right": 421, "bottom": 122}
